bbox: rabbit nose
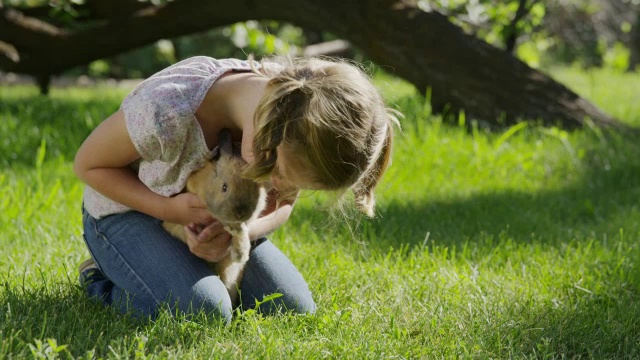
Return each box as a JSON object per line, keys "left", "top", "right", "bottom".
{"left": 234, "top": 204, "right": 252, "bottom": 221}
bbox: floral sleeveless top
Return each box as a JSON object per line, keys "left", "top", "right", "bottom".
{"left": 83, "top": 57, "right": 253, "bottom": 219}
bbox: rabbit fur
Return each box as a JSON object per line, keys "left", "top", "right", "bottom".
{"left": 162, "top": 129, "right": 267, "bottom": 304}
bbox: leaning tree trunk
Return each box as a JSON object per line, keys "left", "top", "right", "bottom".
{"left": 0, "top": 0, "right": 626, "bottom": 129}
{"left": 628, "top": 13, "right": 640, "bottom": 72}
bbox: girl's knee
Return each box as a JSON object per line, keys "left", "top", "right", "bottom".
{"left": 284, "top": 292, "right": 316, "bottom": 315}
{"left": 253, "top": 291, "right": 316, "bottom": 316}
{"left": 183, "top": 278, "right": 233, "bottom": 323}
{"left": 119, "top": 286, "right": 233, "bottom": 323}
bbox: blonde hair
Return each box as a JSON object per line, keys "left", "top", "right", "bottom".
{"left": 243, "top": 55, "right": 401, "bottom": 217}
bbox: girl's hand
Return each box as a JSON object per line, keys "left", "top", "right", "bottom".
{"left": 184, "top": 221, "right": 232, "bottom": 262}
{"left": 166, "top": 192, "right": 214, "bottom": 225}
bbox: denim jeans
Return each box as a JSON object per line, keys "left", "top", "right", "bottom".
{"left": 81, "top": 208, "right": 315, "bottom": 322}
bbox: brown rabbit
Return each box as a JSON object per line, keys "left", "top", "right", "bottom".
{"left": 162, "top": 129, "right": 267, "bottom": 304}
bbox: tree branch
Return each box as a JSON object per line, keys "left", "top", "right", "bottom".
{"left": 0, "top": 7, "right": 68, "bottom": 46}
{"left": 0, "top": 40, "right": 20, "bottom": 66}
{"left": 0, "top": 0, "right": 628, "bottom": 130}
{"left": 504, "top": 0, "right": 539, "bottom": 53}
{"left": 16, "top": 0, "right": 147, "bottom": 22}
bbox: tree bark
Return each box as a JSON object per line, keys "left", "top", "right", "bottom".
{"left": 628, "top": 13, "right": 640, "bottom": 72}
{"left": 504, "top": 0, "right": 538, "bottom": 54}
{"left": 0, "top": 0, "right": 627, "bottom": 129}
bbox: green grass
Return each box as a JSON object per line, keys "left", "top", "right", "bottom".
{"left": 548, "top": 66, "right": 640, "bottom": 127}
{"left": 2, "top": 68, "right": 640, "bottom": 358}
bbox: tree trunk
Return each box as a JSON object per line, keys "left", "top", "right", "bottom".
{"left": 0, "top": 0, "right": 627, "bottom": 129}
{"left": 628, "top": 13, "right": 640, "bottom": 72}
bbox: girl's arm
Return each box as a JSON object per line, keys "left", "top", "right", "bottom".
{"left": 246, "top": 189, "right": 296, "bottom": 241}
{"left": 73, "top": 109, "right": 213, "bottom": 225}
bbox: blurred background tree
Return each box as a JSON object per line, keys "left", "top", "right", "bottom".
{"left": 425, "top": 0, "right": 635, "bottom": 71}
{"left": 4, "top": 0, "right": 630, "bottom": 79}
{"left": 85, "top": 21, "right": 308, "bottom": 79}
{"left": 1, "top": 0, "right": 635, "bottom": 129}
{"left": 3, "top": 0, "right": 635, "bottom": 76}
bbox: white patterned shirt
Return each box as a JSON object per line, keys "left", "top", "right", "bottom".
{"left": 83, "top": 57, "right": 253, "bottom": 219}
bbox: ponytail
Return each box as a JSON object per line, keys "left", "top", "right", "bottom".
{"left": 243, "top": 73, "right": 307, "bottom": 182}
{"left": 353, "top": 109, "right": 399, "bottom": 217}
{"left": 244, "top": 55, "right": 402, "bottom": 216}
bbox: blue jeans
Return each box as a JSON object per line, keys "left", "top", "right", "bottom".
{"left": 81, "top": 208, "right": 315, "bottom": 322}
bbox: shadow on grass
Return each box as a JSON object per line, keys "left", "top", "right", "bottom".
{"left": 478, "top": 283, "right": 640, "bottom": 357}
{"left": 283, "top": 94, "right": 640, "bottom": 253}
{"left": 0, "top": 281, "right": 141, "bottom": 357}
{"left": 380, "top": 163, "right": 640, "bottom": 249}
{"left": 4, "top": 86, "right": 639, "bottom": 357}
{"left": 0, "top": 279, "right": 228, "bottom": 358}
{"left": 293, "top": 135, "right": 640, "bottom": 254}
{"left": 6, "top": 89, "right": 640, "bottom": 252}
{"left": 0, "top": 90, "right": 123, "bottom": 169}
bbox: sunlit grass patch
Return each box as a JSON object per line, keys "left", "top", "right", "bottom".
{"left": 548, "top": 66, "right": 640, "bottom": 127}
{"left": 1, "top": 69, "right": 640, "bottom": 358}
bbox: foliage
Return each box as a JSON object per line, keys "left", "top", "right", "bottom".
{"left": 419, "top": 0, "right": 637, "bottom": 71}
{"left": 226, "top": 21, "right": 304, "bottom": 57}
{"left": 3, "top": 0, "right": 45, "bottom": 6}
{"left": 6, "top": 0, "right": 637, "bottom": 77}
{"left": 603, "top": 42, "right": 631, "bottom": 71}
{"left": 75, "top": 22, "right": 306, "bottom": 79}
{"left": 424, "top": 0, "right": 545, "bottom": 50}
{"left": 1, "top": 68, "right": 640, "bottom": 357}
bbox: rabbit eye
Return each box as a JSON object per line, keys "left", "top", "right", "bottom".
{"left": 222, "top": 183, "right": 228, "bottom": 193}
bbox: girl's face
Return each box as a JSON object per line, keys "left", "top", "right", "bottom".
{"left": 271, "top": 144, "right": 324, "bottom": 191}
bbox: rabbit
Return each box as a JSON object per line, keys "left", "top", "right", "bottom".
{"left": 162, "top": 128, "right": 267, "bottom": 304}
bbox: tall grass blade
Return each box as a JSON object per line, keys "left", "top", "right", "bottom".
{"left": 494, "top": 122, "right": 528, "bottom": 150}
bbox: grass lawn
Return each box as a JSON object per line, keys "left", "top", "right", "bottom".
{"left": 1, "top": 67, "right": 640, "bottom": 358}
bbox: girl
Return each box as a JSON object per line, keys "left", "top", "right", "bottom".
{"left": 74, "top": 56, "right": 399, "bottom": 322}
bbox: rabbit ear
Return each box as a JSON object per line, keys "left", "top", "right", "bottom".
{"left": 211, "top": 145, "right": 221, "bottom": 161}
{"left": 218, "top": 129, "right": 233, "bottom": 156}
